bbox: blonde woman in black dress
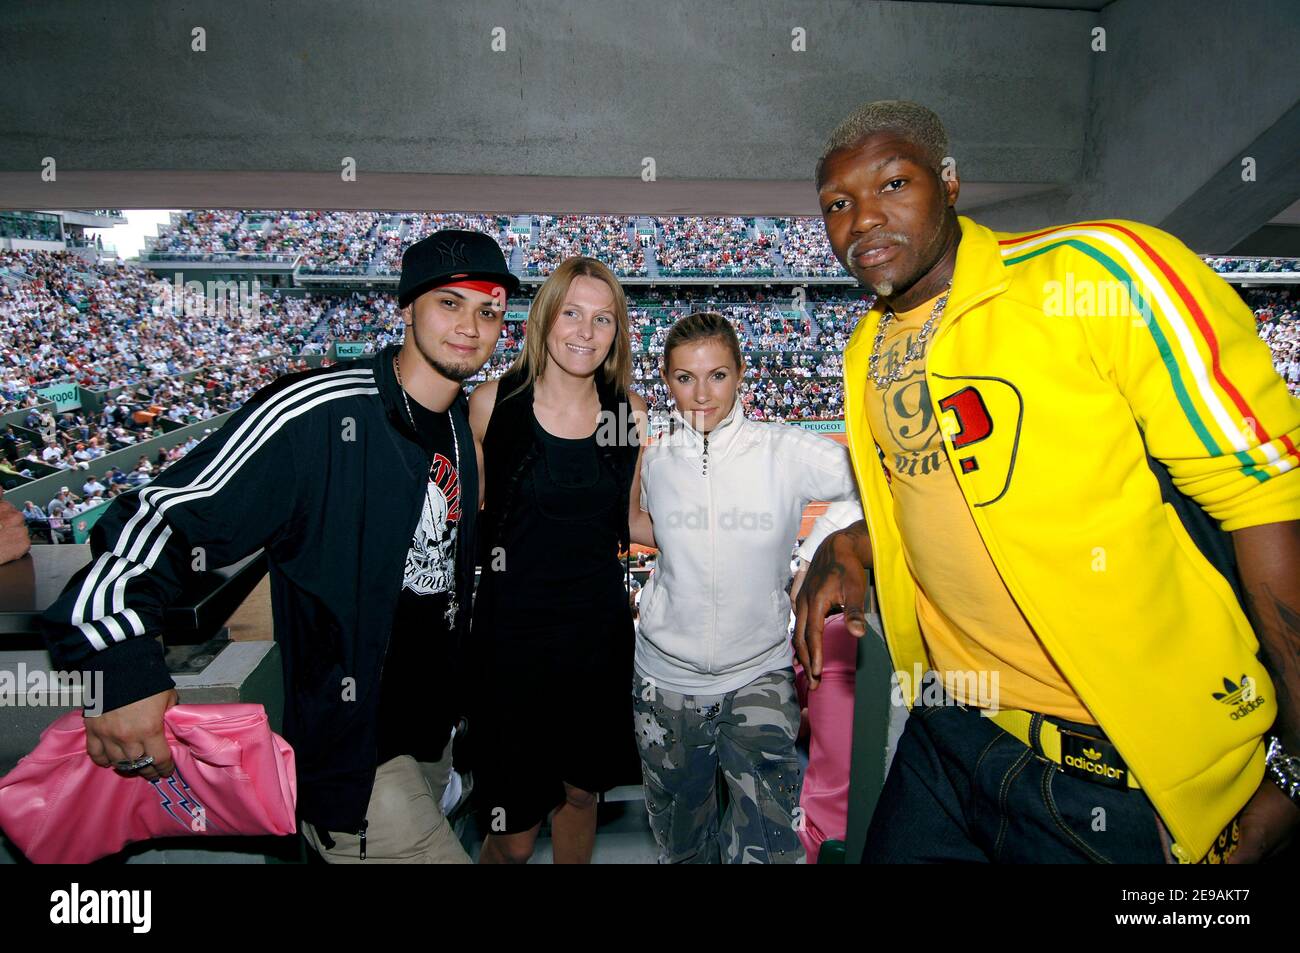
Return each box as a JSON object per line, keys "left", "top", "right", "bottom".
{"left": 467, "top": 257, "right": 650, "bottom": 863}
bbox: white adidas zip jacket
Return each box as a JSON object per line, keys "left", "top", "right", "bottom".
{"left": 637, "top": 396, "right": 859, "bottom": 694}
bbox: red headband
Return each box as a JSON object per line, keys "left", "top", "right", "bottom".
{"left": 435, "top": 279, "right": 507, "bottom": 298}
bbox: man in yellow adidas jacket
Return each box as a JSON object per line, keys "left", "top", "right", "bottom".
{"left": 794, "top": 100, "right": 1300, "bottom": 864}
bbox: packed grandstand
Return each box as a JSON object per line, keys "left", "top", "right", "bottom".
{"left": 1, "top": 209, "right": 1297, "bottom": 535}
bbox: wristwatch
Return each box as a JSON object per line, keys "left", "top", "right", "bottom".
{"left": 1264, "top": 735, "right": 1300, "bottom": 807}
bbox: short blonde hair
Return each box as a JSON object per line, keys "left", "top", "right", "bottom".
{"left": 816, "top": 100, "right": 949, "bottom": 183}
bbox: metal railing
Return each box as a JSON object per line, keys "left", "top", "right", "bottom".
{"left": 139, "top": 251, "right": 299, "bottom": 264}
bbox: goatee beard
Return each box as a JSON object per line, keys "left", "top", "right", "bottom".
{"left": 431, "top": 356, "right": 475, "bottom": 382}
{"left": 850, "top": 267, "right": 893, "bottom": 298}
{"left": 409, "top": 340, "right": 477, "bottom": 382}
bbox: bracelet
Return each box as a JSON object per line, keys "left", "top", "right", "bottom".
{"left": 1265, "top": 735, "right": 1300, "bottom": 806}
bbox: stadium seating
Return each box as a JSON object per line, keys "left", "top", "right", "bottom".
{"left": 3, "top": 216, "right": 1294, "bottom": 495}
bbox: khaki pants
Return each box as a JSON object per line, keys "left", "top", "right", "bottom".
{"left": 302, "top": 744, "right": 471, "bottom": 864}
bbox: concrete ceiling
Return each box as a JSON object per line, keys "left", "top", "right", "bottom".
{"left": 0, "top": 172, "right": 1059, "bottom": 218}
{"left": 1270, "top": 198, "right": 1300, "bottom": 226}
{"left": 902, "top": 0, "right": 1112, "bottom": 8}
{"left": 0, "top": 0, "right": 1294, "bottom": 252}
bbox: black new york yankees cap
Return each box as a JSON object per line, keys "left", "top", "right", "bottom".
{"left": 396, "top": 228, "right": 520, "bottom": 308}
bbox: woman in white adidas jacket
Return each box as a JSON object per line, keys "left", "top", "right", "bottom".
{"left": 631, "top": 311, "right": 858, "bottom": 864}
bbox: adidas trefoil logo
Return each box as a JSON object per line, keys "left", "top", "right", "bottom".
{"left": 1082, "top": 746, "right": 1103, "bottom": 761}
{"left": 1212, "top": 675, "right": 1265, "bottom": 720}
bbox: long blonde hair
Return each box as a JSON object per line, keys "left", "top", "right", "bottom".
{"left": 506, "top": 256, "right": 631, "bottom": 400}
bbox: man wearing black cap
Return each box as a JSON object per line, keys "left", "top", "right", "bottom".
{"left": 41, "top": 229, "right": 519, "bottom": 863}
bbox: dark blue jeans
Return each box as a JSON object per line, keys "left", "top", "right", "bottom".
{"left": 864, "top": 674, "right": 1172, "bottom": 863}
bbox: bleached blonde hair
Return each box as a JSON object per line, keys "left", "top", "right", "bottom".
{"left": 815, "top": 100, "right": 949, "bottom": 183}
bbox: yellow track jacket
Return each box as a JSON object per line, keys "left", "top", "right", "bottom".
{"left": 843, "top": 215, "right": 1300, "bottom": 861}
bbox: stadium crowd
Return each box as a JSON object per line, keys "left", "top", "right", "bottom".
{"left": 2, "top": 357, "right": 303, "bottom": 474}
{"left": 5, "top": 355, "right": 307, "bottom": 540}
{"left": 655, "top": 217, "right": 776, "bottom": 277}
{"left": 1251, "top": 288, "right": 1300, "bottom": 396}
{"left": 3, "top": 225, "right": 1296, "bottom": 520}
{"left": 294, "top": 212, "right": 387, "bottom": 273}
{"left": 525, "top": 216, "right": 647, "bottom": 276}
{"left": 777, "top": 217, "right": 843, "bottom": 277}
{"left": 135, "top": 211, "right": 1300, "bottom": 283}
{"left": 1205, "top": 256, "right": 1300, "bottom": 275}
{"left": 0, "top": 250, "right": 336, "bottom": 414}
{"left": 374, "top": 214, "right": 510, "bottom": 275}
{"left": 147, "top": 210, "right": 315, "bottom": 260}
{"left": 9, "top": 244, "right": 1297, "bottom": 418}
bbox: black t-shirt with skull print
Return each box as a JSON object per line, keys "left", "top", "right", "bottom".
{"left": 375, "top": 394, "right": 462, "bottom": 765}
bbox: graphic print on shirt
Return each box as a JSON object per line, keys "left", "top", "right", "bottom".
{"left": 932, "top": 374, "right": 1024, "bottom": 507}
{"left": 403, "top": 452, "right": 461, "bottom": 595}
{"left": 882, "top": 365, "right": 946, "bottom": 481}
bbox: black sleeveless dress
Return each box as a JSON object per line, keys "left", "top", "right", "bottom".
{"left": 467, "top": 367, "right": 639, "bottom": 834}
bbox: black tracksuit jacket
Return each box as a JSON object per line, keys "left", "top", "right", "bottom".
{"left": 40, "top": 344, "right": 478, "bottom": 832}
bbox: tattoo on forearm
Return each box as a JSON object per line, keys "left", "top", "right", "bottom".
{"left": 1277, "top": 598, "right": 1300, "bottom": 658}
{"left": 1246, "top": 583, "right": 1300, "bottom": 743}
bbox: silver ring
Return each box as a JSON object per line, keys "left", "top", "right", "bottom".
{"left": 114, "top": 755, "right": 155, "bottom": 772}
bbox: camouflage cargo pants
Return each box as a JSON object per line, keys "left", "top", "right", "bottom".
{"left": 632, "top": 668, "right": 806, "bottom": 864}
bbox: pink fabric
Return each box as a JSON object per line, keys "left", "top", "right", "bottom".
{"left": 794, "top": 613, "right": 857, "bottom": 863}
{"left": 0, "top": 703, "right": 296, "bottom": 864}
